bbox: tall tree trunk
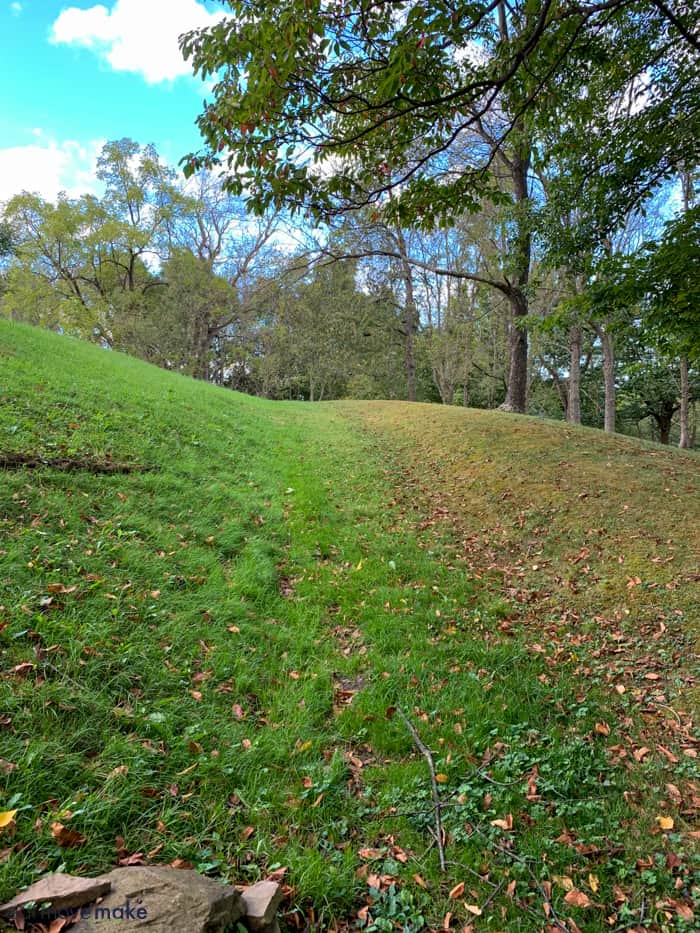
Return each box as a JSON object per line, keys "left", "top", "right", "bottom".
{"left": 679, "top": 356, "right": 690, "bottom": 449}
{"left": 501, "top": 150, "right": 531, "bottom": 413}
{"left": 595, "top": 324, "right": 616, "bottom": 432}
{"left": 395, "top": 227, "right": 418, "bottom": 402}
{"left": 502, "top": 290, "right": 529, "bottom": 412}
{"left": 567, "top": 325, "right": 582, "bottom": 425}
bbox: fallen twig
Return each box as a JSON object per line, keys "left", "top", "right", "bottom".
{"left": 396, "top": 708, "right": 446, "bottom": 872}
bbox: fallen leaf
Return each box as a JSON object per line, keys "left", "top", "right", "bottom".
{"left": 106, "top": 765, "right": 128, "bottom": 779}
{"left": 50, "top": 822, "right": 86, "bottom": 848}
{"left": 0, "top": 811, "right": 17, "bottom": 829}
{"left": 564, "top": 889, "right": 592, "bottom": 908}
{"left": 657, "top": 816, "right": 674, "bottom": 830}
{"left": 118, "top": 852, "right": 146, "bottom": 866}
{"left": 359, "top": 848, "right": 384, "bottom": 860}
{"left": 490, "top": 813, "right": 513, "bottom": 830}
{"left": 449, "top": 882, "right": 465, "bottom": 899}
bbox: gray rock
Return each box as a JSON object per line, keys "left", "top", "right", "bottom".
{"left": 69, "top": 866, "right": 243, "bottom": 931}
{"left": 0, "top": 873, "right": 112, "bottom": 921}
{"left": 240, "top": 881, "right": 282, "bottom": 930}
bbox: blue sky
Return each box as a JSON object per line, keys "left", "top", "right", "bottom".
{"left": 1, "top": 0, "right": 228, "bottom": 201}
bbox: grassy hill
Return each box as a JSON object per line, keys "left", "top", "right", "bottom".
{"left": 0, "top": 322, "right": 698, "bottom": 932}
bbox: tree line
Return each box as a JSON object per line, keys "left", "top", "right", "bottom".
{"left": 1, "top": 0, "right": 699, "bottom": 446}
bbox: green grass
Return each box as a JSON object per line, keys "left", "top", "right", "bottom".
{"left": 0, "top": 322, "right": 698, "bottom": 931}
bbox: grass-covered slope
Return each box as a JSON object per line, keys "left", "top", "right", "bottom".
{"left": 0, "top": 322, "right": 698, "bottom": 932}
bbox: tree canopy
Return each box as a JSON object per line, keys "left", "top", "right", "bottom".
{"left": 181, "top": 0, "right": 700, "bottom": 228}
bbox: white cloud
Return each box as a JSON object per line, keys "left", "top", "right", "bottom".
{"left": 10, "top": 2, "right": 23, "bottom": 15}
{"left": 50, "top": 0, "right": 227, "bottom": 84}
{"left": 0, "top": 137, "right": 104, "bottom": 203}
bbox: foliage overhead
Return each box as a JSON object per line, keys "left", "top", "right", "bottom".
{"left": 180, "top": 0, "right": 700, "bottom": 228}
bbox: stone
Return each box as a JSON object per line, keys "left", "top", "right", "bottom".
{"left": 240, "top": 880, "right": 283, "bottom": 930}
{"left": 0, "top": 873, "right": 112, "bottom": 921}
{"left": 69, "top": 866, "right": 243, "bottom": 932}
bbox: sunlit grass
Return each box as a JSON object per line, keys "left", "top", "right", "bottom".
{"left": 0, "top": 323, "right": 698, "bottom": 931}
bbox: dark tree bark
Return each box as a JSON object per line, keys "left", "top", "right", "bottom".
{"left": 502, "top": 289, "right": 529, "bottom": 412}
{"left": 679, "top": 356, "right": 690, "bottom": 449}
{"left": 500, "top": 150, "right": 531, "bottom": 413}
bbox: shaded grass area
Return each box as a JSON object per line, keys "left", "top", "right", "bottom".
{"left": 0, "top": 324, "right": 698, "bottom": 931}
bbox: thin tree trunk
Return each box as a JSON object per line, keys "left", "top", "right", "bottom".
{"left": 679, "top": 356, "right": 690, "bottom": 449}
{"left": 567, "top": 325, "right": 582, "bottom": 425}
{"left": 595, "top": 324, "right": 616, "bottom": 433}
{"left": 395, "top": 227, "right": 418, "bottom": 402}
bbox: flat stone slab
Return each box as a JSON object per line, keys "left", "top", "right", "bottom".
{"left": 0, "top": 873, "right": 112, "bottom": 921}
{"left": 240, "top": 881, "right": 283, "bottom": 930}
{"left": 69, "top": 866, "right": 243, "bottom": 931}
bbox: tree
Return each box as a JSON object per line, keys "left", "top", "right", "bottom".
{"left": 144, "top": 249, "right": 238, "bottom": 377}
{"left": 181, "top": 0, "right": 700, "bottom": 414}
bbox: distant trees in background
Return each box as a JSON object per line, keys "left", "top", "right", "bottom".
{"left": 1, "top": 135, "right": 698, "bottom": 448}
{"left": 3, "top": 0, "right": 700, "bottom": 454}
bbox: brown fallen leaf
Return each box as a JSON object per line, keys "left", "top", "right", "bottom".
{"left": 490, "top": 813, "right": 513, "bottom": 830}
{"left": 118, "top": 852, "right": 146, "bottom": 866}
{"left": 564, "top": 889, "right": 593, "bottom": 908}
{"left": 358, "top": 848, "right": 384, "bottom": 860}
{"left": 448, "top": 882, "right": 465, "bottom": 899}
{"left": 106, "top": 765, "right": 128, "bottom": 780}
{"left": 50, "top": 822, "right": 86, "bottom": 848}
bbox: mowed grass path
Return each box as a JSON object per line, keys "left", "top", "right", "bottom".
{"left": 0, "top": 323, "right": 698, "bottom": 931}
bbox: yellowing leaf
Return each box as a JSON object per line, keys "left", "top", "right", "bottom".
{"left": 657, "top": 815, "right": 674, "bottom": 830}
{"left": 588, "top": 873, "right": 599, "bottom": 894}
{"left": 435, "top": 773, "right": 449, "bottom": 784}
{"left": 553, "top": 875, "right": 574, "bottom": 892}
{"left": 0, "top": 810, "right": 17, "bottom": 828}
